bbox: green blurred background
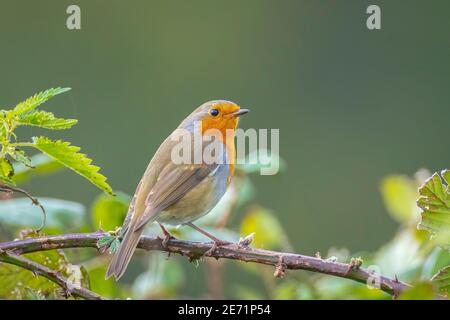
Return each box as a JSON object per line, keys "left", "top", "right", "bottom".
{"left": 1, "top": 0, "right": 449, "bottom": 298}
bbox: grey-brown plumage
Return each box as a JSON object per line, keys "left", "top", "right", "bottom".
{"left": 106, "top": 100, "right": 247, "bottom": 280}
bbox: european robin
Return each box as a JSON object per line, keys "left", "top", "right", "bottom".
{"left": 106, "top": 100, "right": 249, "bottom": 280}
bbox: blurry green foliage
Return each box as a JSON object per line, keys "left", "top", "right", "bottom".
{"left": 399, "top": 283, "right": 435, "bottom": 300}
{"left": 0, "top": 197, "right": 85, "bottom": 234}
{"left": 240, "top": 206, "right": 285, "bottom": 249}
{"left": 132, "top": 255, "right": 185, "bottom": 299}
{"left": 380, "top": 175, "right": 419, "bottom": 223}
{"left": 91, "top": 192, "right": 130, "bottom": 231}
{"left": 0, "top": 235, "right": 89, "bottom": 299}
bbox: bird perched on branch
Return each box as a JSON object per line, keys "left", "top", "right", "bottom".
{"left": 106, "top": 100, "right": 249, "bottom": 280}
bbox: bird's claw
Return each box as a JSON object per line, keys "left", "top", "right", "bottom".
{"left": 157, "top": 223, "right": 176, "bottom": 249}
{"left": 161, "top": 234, "right": 176, "bottom": 249}
{"left": 204, "top": 240, "right": 230, "bottom": 257}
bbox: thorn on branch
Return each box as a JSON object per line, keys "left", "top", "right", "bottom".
{"left": 325, "top": 256, "right": 338, "bottom": 262}
{"left": 346, "top": 257, "right": 363, "bottom": 274}
{"left": 238, "top": 232, "right": 255, "bottom": 247}
{"left": 274, "top": 256, "right": 287, "bottom": 278}
{"left": 315, "top": 251, "right": 322, "bottom": 259}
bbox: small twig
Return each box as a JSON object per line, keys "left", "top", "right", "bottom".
{"left": 0, "top": 250, "right": 104, "bottom": 300}
{"left": 0, "top": 185, "right": 46, "bottom": 232}
{"left": 0, "top": 231, "right": 412, "bottom": 297}
{"left": 274, "top": 255, "right": 287, "bottom": 278}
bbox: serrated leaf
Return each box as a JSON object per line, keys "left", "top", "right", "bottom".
{"left": 417, "top": 170, "right": 450, "bottom": 249}
{"left": 97, "top": 235, "right": 115, "bottom": 248}
{"left": 29, "top": 136, "right": 113, "bottom": 195}
{"left": 13, "top": 87, "right": 71, "bottom": 115}
{"left": 17, "top": 110, "right": 77, "bottom": 130}
{"left": 109, "top": 238, "right": 121, "bottom": 254}
{"left": 0, "top": 158, "right": 14, "bottom": 178}
{"left": 431, "top": 266, "right": 450, "bottom": 294}
{"left": 9, "top": 149, "right": 33, "bottom": 167}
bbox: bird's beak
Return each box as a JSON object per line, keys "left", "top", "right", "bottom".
{"left": 230, "top": 108, "right": 250, "bottom": 118}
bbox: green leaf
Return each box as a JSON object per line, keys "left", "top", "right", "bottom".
{"left": 29, "top": 136, "right": 113, "bottom": 195}
{"left": 0, "top": 173, "right": 15, "bottom": 185}
{"left": 417, "top": 170, "right": 450, "bottom": 249}
{"left": 97, "top": 235, "right": 120, "bottom": 254}
{"left": 9, "top": 148, "right": 33, "bottom": 167}
{"left": 97, "top": 235, "right": 116, "bottom": 248}
{"left": 12, "top": 154, "right": 63, "bottom": 184}
{"left": 91, "top": 192, "right": 130, "bottom": 231}
{"left": 13, "top": 87, "right": 71, "bottom": 115}
{"left": 0, "top": 158, "right": 14, "bottom": 178}
{"left": 109, "top": 238, "right": 121, "bottom": 254}
{"left": 421, "top": 248, "right": 450, "bottom": 280}
{"left": 17, "top": 110, "right": 77, "bottom": 130}
{"left": 0, "top": 112, "right": 6, "bottom": 138}
{"left": 0, "top": 197, "right": 85, "bottom": 233}
{"left": 431, "top": 266, "right": 450, "bottom": 295}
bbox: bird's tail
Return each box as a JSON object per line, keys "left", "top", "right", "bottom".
{"left": 106, "top": 226, "right": 143, "bottom": 280}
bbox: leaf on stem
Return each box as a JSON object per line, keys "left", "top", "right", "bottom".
{"left": 417, "top": 170, "right": 450, "bottom": 249}
{"left": 29, "top": 136, "right": 113, "bottom": 195}
{"left": 13, "top": 87, "right": 71, "bottom": 115}
{"left": 9, "top": 149, "right": 33, "bottom": 168}
{"left": 17, "top": 110, "right": 77, "bottom": 130}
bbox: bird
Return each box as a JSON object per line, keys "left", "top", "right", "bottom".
{"left": 106, "top": 100, "right": 249, "bottom": 280}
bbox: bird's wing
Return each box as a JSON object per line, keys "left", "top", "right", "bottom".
{"left": 133, "top": 162, "right": 219, "bottom": 230}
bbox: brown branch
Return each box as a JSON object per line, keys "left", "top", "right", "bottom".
{"left": 0, "top": 250, "right": 104, "bottom": 300}
{"left": 0, "top": 231, "right": 411, "bottom": 297}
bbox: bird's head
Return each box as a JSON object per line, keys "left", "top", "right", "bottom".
{"left": 180, "top": 100, "right": 249, "bottom": 135}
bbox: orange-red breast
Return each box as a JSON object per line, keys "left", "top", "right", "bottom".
{"left": 106, "top": 100, "right": 249, "bottom": 280}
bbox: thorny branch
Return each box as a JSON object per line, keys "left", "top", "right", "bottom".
{"left": 0, "top": 231, "right": 412, "bottom": 298}
{"left": 0, "top": 250, "right": 103, "bottom": 300}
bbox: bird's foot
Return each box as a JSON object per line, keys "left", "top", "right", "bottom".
{"left": 204, "top": 240, "right": 231, "bottom": 257}
{"left": 158, "top": 223, "right": 176, "bottom": 249}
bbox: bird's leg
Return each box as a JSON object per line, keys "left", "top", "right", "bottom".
{"left": 185, "top": 222, "right": 230, "bottom": 256}
{"left": 158, "top": 223, "right": 175, "bottom": 248}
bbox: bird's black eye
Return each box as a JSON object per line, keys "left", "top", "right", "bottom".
{"left": 209, "top": 108, "right": 219, "bottom": 117}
